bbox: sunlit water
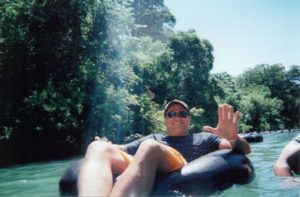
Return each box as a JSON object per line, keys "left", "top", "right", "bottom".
{"left": 0, "top": 131, "right": 299, "bottom": 197}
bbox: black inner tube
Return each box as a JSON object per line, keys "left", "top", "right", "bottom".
{"left": 243, "top": 133, "right": 263, "bottom": 143}
{"left": 287, "top": 149, "right": 300, "bottom": 175}
{"left": 59, "top": 149, "right": 255, "bottom": 196}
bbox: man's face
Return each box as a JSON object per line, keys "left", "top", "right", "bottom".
{"left": 164, "top": 103, "right": 191, "bottom": 136}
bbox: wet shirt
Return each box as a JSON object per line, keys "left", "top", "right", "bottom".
{"left": 124, "top": 132, "right": 221, "bottom": 162}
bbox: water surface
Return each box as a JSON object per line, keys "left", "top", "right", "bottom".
{"left": 219, "top": 131, "right": 300, "bottom": 197}
{"left": 0, "top": 131, "right": 299, "bottom": 196}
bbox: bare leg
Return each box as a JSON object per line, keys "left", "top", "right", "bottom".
{"left": 78, "top": 141, "right": 128, "bottom": 196}
{"left": 111, "top": 139, "right": 182, "bottom": 197}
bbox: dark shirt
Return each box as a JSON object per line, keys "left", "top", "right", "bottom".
{"left": 124, "top": 132, "right": 221, "bottom": 162}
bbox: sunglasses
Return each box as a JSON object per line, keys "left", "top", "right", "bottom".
{"left": 166, "top": 111, "right": 189, "bottom": 118}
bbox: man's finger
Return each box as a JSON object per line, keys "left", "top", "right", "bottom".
{"left": 234, "top": 111, "right": 240, "bottom": 124}
{"left": 228, "top": 105, "right": 234, "bottom": 121}
{"left": 218, "top": 104, "right": 223, "bottom": 123}
{"left": 223, "top": 104, "right": 228, "bottom": 121}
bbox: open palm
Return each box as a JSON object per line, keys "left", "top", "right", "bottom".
{"left": 203, "top": 104, "right": 239, "bottom": 141}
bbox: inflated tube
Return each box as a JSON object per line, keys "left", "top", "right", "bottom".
{"left": 59, "top": 150, "right": 255, "bottom": 196}
{"left": 243, "top": 133, "right": 263, "bottom": 143}
{"left": 287, "top": 149, "right": 300, "bottom": 175}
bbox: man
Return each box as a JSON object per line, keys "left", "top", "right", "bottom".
{"left": 274, "top": 133, "right": 300, "bottom": 176}
{"left": 78, "top": 99, "right": 251, "bottom": 196}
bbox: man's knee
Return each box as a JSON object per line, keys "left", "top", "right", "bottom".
{"left": 85, "top": 141, "right": 116, "bottom": 160}
{"left": 137, "top": 139, "right": 164, "bottom": 158}
{"left": 136, "top": 140, "right": 186, "bottom": 172}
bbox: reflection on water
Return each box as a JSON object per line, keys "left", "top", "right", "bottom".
{"left": 218, "top": 131, "right": 300, "bottom": 197}
{"left": 0, "top": 157, "right": 78, "bottom": 197}
{"left": 0, "top": 131, "right": 299, "bottom": 197}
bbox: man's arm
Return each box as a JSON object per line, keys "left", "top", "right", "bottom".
{"left": 203, "top": 104, "right": 251, "bottom": 154}
{"left": 219, "top": 135, "right": 251, "bottom": 154}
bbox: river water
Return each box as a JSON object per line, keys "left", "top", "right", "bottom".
{"left": 0, "top": 131, "right": 299, "bottom": 197}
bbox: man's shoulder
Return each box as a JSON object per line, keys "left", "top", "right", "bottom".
{"left": 193, "top": 132, "right": 221, "bottom": 141}
{"left": 153, "top": 133, "right": 166, "bottom": 139}
{"left": 138, "top": 133, "right": 166, "bottom": 141}
{"left": 193, "top": 132, "right": 214, "bottom": 137}
{"left": 191, "top": 132, "right": 221, "bottom": 149}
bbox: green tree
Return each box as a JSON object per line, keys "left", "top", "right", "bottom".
{"left": 0, "top": 0, "right": 117, "bottom": 163}
{"left": 168, "top": 30, "right": 217, "bottom": 125}
{"left": 129, "top": 0, "right": 175, "bottom": 42}
{"left": 238, "top": 64, "right": 300, "bottom": 128}
{"left": 239, "top": 85, "right": 283, "bottom": 131}
{"left": 140, "top": 30, "right": 217, "bottom": 130}
{"left": 0, "top": 1, "right": 31, "bottom": 138}
{"left": 210, "top": 72, "right": 240, "bottom": 109}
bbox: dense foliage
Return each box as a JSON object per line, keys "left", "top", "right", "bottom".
{"left": 0, "top": 0, "right": 299, "bottom": 166}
